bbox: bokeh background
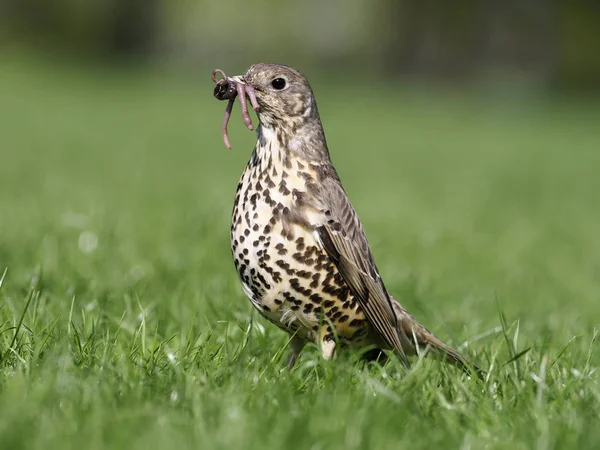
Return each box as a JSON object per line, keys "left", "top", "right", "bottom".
{"left": 1, "top": 1, "right": 600, "bottom": 448}
{"left": 3, "top": 0, "right": 600, "bottom": 87}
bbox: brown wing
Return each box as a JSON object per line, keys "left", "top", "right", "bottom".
{"left": 312, "top": 175, "right": 410, "bottom": 367}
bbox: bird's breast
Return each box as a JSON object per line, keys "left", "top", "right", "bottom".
{"left": 231, "top": 145, "right": 318, "bottom": 296}
{"left": 230, "top": 143, "right": 370, "bottom": 345}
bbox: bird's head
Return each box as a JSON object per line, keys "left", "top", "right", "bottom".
{"left": 240, "top": 63, "right": 317, "bottom": 126}
{"left": 212, "top": 63, "right": 326, "bottom": 156}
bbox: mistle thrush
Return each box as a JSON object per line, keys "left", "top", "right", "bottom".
{"left": 212, "top": 64, "right": 484, "bottom": 378}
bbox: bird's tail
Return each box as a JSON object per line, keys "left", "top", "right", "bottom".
{"left": 390, "top": 297, "right": 485, "bottom": 380}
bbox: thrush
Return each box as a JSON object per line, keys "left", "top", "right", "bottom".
{"left": 212, "top": 64, "right": 484, "bottom": 378}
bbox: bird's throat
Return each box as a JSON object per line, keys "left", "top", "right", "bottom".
{"left": 256, "top": 120, "right": 330, "bottom": 165}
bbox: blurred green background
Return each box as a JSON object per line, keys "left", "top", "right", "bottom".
{"left": 2, "top": 0, "right": 600, "bottom": 87}
{"left": 1, "top": 1, "right": 600, "bottom": 449}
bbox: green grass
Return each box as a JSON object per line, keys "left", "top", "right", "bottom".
{"left": 1, "top": 54, "right": 600, "bottom": 449}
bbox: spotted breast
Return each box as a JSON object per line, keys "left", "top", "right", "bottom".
{"left": 231, "top": 128, "right": 373, "bottom": 361}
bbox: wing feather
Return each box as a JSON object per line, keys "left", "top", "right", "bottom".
{"left": 312, "top": 174, "right": 410, "bottom": 366}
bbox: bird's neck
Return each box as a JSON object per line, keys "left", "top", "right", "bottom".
{"left": 255, "top": 116, "right": 331, "bottom": 166}
{"left": 247, "top": 119, "right": 339, "bottom": 206}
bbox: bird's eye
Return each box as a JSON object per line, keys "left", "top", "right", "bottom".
{"left": 271, "top": 78, "right": 286, "bottom": 90}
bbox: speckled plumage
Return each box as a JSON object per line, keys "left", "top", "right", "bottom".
{"left": 231, "top": 126, "right": 373, "bottom": 362}
{"left": 225, "top": 63, "right": 483, "bottom": 376}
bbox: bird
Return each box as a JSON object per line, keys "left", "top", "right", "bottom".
{"left": 212, "top": 63, "right": 484, "bottom": 378}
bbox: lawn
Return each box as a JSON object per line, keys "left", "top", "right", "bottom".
{"left": 1, "top": 54, "right": 599, "bottom": 449}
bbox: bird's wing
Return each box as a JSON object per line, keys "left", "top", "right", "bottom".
{"left": 311, "top": 174, "right": 410, "bottom": 366}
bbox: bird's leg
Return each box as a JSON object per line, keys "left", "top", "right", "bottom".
{"left": 287, "top": 336, "right": 306, "bottom": 369}
{"left": 319, "top": 326, "right": 337, "bottom": 361}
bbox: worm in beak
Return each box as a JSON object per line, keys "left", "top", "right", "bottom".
{"left": 212, "top": 69, "right": 260, "bottom": 149}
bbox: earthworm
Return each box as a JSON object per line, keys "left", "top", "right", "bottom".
{"left": 212, "top": 68, "right": 260, "bottom": 149}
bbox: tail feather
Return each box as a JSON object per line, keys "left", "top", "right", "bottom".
{"left": 390, "top": 296, "right": 485, "bottom": 380}
{"left": 416, "top": 329, "right": 486, "bottom": 380}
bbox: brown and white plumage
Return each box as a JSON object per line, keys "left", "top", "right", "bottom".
{"left": 214, "top": 63, "right": 484, "bottom": 378}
